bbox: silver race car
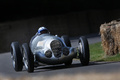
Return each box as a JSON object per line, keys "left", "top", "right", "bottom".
{"left": 10, "top": 27, "right": 90, "bottom": 73}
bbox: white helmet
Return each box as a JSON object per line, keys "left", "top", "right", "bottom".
{"left": 38, "top": 27, "right": 49, "bottom": 34}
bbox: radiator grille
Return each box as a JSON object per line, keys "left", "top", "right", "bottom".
{"left": 50, "top": 40, "right": 62, "bottom": 58}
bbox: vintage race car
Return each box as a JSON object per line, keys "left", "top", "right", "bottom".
{"left": 10, "top": 34, "right": 90, "bottom": 73}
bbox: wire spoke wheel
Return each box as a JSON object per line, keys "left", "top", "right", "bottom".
{"left": 78, "top": 36, "right": 90, "bottom": 66}
{"left": 23, "top": 50, "right": 28, "bottom": 70}
{"left": 11, "top": 53, "right": 15, "bottom": 68}
{"left": 10, "top": 42, "right": 23, "bottom": 71}
{"left": 22, "top": 43, "right": 34, "bottom": 73}
{"left": 79, "top": 42, "right": 83, "bottom": 54}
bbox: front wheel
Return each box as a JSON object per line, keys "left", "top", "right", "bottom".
{"left": 78, "top": 36, "right": 90, "bottom": 66}
{"left": 22, "top": 43, "right": 34, "bottom": 73}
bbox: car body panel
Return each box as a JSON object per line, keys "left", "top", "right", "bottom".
{"left": 29, "top": 33, "right": 77, "bottom": 65}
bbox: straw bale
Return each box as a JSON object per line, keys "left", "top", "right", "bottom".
{"left": 100, "top": 20, "right": 120, "bottom": 55}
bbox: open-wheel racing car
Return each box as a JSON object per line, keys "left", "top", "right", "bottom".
{"left": 10, "top": 27, "right": 90, "bottom": 73}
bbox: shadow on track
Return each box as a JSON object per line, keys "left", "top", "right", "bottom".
{"left": 33, "top": 63, "right": 82, "bottom": 73}
{"left": 33, "top": 61, "right": 120, "bottom": 73}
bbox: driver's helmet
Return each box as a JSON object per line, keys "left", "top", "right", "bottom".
{"left": 38, "top": 27, "right": 50, "bottom": 34}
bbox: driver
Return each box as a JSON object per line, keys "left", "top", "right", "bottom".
{"left": 30, "top": 27, "right": 50, "bottom": 43}
{"left": 37, "top": 27, "right": 50, "bottom": 35}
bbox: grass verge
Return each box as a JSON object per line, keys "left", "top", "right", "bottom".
{"left": 90, "top": 42, "right": 120, "bottom": 62}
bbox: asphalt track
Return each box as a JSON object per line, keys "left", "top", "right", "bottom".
{"left": 0, "top": 34, "right": 120, "bottom": 78}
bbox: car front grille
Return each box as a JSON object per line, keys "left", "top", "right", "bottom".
{"left": 50, "top": 40, "right": 62, "bottom": 58}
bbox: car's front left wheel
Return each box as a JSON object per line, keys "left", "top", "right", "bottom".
{"left": 78, "top": 36, "right": 90, "bottom": 66}
{"left": 22, "top": 43, "right": 34, "bottom": 73}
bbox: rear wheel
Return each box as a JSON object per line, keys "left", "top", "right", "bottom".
{"left": 78, "top": 36, "right": 90, "bottom": 66}
{"left": 22, "top": 43, "right": 34, "bottom": 73}
{"left": 61, "top": 35, "right": 71, "bottom": 47}
{"left": 10, "top": 42, "right": 23, "bottom": 71}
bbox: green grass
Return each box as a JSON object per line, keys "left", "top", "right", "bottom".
{"left": 90, "top": 42, "right": 120, "bottom": 62}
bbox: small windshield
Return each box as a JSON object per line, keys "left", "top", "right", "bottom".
{"left": 40, "top": 30, "right": 49, "bottom": 34}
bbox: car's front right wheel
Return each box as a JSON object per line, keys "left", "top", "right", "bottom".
{"left": 22, "top": 43, "right": 34, "bottom": 73}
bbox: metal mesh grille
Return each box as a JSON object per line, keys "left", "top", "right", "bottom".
{"left": 50, "top": 40, "right": 62, "bottom": 58}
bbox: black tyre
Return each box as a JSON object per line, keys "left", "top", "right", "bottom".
{"left": 78, "top": 36, "right": 90, "bottom": 66}
{"left": 10, "top": 42, "right": 23, "bottom": 71}
{"left": 61, "top": 35, "right": 71, "bottom": 47}
{"left": 22, "top": 43, "right": 34, "bottom": 73}
{"left": 64, "top": 60, "right": 72, "bottom": 66}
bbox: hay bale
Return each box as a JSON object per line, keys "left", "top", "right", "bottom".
{"left": 100, "top": 20, "right": 120, "bottom": 55}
